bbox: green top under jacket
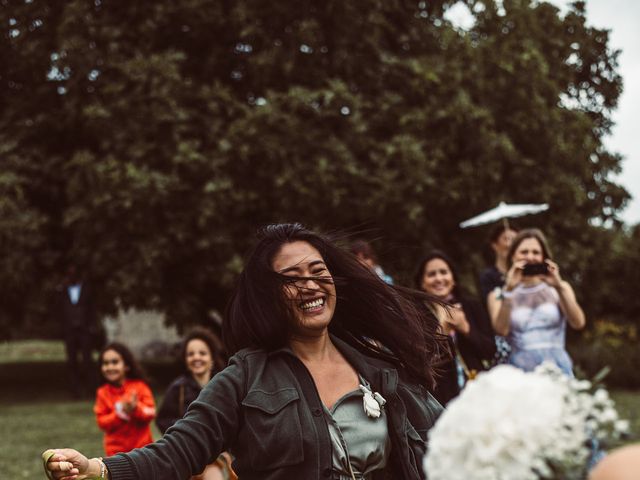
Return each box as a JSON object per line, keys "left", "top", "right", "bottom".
{"left": 104, "top": 335, "right": 443, "bottom": 480}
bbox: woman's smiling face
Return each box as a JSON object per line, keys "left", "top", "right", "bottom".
{"left": 185, "top": 338, "right": 213, "bottom": 379}
{"left": 512, "top": 237, "right": 545, "bottom": 264}
{"left": 421, "top": 258, "right": 455, "bottom": 299}
{"left": 272, "top": 241, "right": 337, "bottom": 336}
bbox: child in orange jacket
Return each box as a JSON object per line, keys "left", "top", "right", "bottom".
{"left": 94, "top": 342, "right": 156, "bottom": 456}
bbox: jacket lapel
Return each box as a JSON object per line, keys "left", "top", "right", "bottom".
{"left": 330, "top": 335, "right": 398, "bottom": 398}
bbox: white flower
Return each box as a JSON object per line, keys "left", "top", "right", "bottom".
{"left": 359, "top": 384, "right": 384, "bottom": 418}
{"left": 614, "top": 419, "right": 630, "bottom": 434}
{"left": 593, "top": 389, "right": 610, "bottom": 404}
{"left": 424, "top": 363, "right": 625, "bottom": 480}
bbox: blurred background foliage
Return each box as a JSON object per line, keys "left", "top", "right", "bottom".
{"left": 0, "top": 0, "right": 638, "bottom": 368}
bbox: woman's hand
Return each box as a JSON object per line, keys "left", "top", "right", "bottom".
{"left": 542, "top": 264, "right": 586, "bottom": 331}
{"left": 43, "top": 449, "right": 98, "bottom": 480}
{"left": 443, "top": 303, "right": 470, "bottom": 335}
{"left": 122, "top": 391, "right": 138, "bottom": 413}
{"left": 503, "top": 260, "right": 526, "bottom": 291}
{"left": 542, "top": 259, "right": 563, "bottom": 289}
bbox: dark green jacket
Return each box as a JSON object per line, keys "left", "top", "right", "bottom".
{"left": 104, "top": 336, "right": 442, "bottom": 480}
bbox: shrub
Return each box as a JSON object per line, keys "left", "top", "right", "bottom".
{"left": 569, "top": 320, "right": 640, "bottom": 389}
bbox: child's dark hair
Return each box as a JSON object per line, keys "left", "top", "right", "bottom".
{"left": 99, "top": 342, "right": 147, "bottom": 382}
{"left": 180, "top": 327, "right": 227, "bottom": 376}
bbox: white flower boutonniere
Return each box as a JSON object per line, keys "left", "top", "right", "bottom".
{"left": 359, "top": 383, "right": 386, "bottom": 418}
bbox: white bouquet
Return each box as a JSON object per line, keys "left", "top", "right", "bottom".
{"left": 424, "top": 364, "right": 629, "bottom": 480}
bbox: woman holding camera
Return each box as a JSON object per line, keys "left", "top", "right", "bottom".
{"left": 487, "top": 229, "right": 585, "bottom": 375}
{"left": 43, "top": 223, "right": 443, "bottom": 480}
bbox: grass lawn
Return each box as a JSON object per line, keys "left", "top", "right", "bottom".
{"left": 0, "top": 339, "right": 67, "bottom": 363}
{"left": 0, "top": 396, "right": 164, "bottom": 479}
{"left": 609, "top": 390, "right": 640, "bottom": 447}
{"left": 0, "top": 340, "right": 175, "bottom": 477}
{"left": 2, "top": 398, "right": 109, "bottom": 478}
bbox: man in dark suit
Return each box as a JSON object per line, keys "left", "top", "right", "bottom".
{"left": 56, "top": 264, "right": 98, "bottom": 398}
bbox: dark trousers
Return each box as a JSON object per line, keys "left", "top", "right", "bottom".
{"left": 64, "top": 330, "right": 94, "bottom": 397}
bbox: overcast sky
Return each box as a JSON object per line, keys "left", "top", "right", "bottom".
{"left": 557, "top": 0, "right": 640, "bottom": 225}
{"left": 445, "top": 0, "right": 640, "bottom": 225}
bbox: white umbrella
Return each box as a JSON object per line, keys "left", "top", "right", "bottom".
{"left": 459, "top": 201, "right": 549, "bottom": 228}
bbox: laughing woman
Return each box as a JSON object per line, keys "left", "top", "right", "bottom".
{"left": 44, "top": 223, "right": 443, "bottom": 480}
{"left": 416, "top": 251, "right": 496, "bottom": 406}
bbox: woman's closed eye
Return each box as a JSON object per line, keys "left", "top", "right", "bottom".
{"left": 282, "top": 273, "right": 332, "bottom": 284}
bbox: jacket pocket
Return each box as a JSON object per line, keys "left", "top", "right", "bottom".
{"left": 239, "top": 388, "right": 304, "bottom": 470}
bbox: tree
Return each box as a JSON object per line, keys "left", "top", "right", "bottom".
{"left": 0, "top": 0, "right": 630, "bottom": 337}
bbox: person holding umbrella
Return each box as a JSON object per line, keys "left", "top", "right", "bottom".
{"left": 460, "top": 202, "right": 548, "bottom": 366}
{"left": 459, "top": 202, "right": 549, "bottom": 304}
{"left": 487, "top": 229, "right": 586, "bottom": 375}
{"left": 478, "top": 224, "right": 518, "bottom": 305}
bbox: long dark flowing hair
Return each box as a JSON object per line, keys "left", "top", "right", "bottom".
{"left": 224, "top": 223, "right": 444, "bottom": 387}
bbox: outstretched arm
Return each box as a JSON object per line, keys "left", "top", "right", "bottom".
{"left": 46, "top": 356, "right": 247, "bottom": 480}
{"left": 42, "top": 449, "right": 104, "bottom": 480}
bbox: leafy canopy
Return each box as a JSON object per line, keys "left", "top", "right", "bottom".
{"left": 0, "top": 0, "right": 632, "bottom": 336}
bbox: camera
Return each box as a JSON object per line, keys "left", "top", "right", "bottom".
{"left": 522, "top": 263, "right": 549, "bottom": 276}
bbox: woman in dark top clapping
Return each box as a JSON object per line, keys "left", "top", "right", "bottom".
{"left": 156, "top": 328, "right": 234, "bottom": 480}
{"left": 44, "top": 223, "right": 444, "bottom": 480}
{"left": 416, "top": 251, "right": 496, "bottom": 406}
